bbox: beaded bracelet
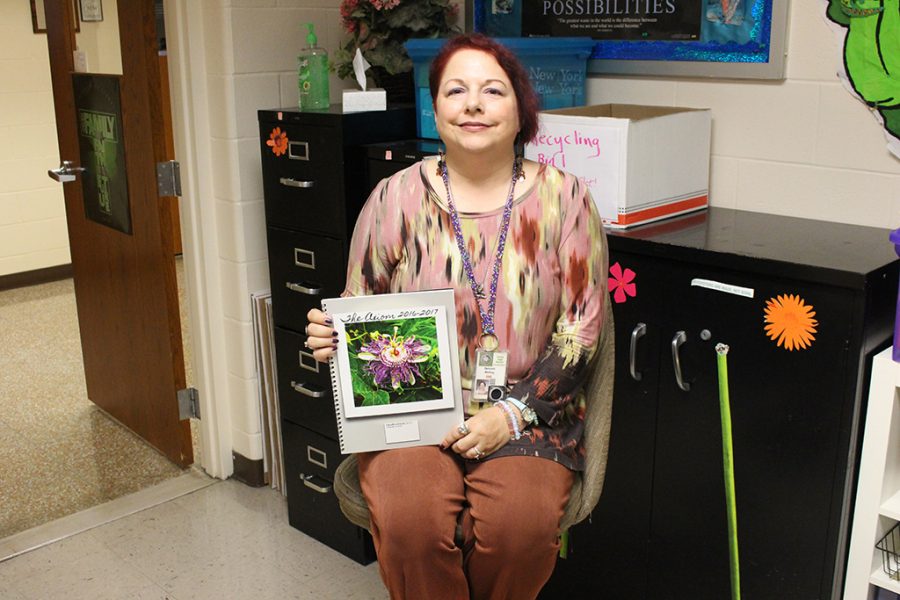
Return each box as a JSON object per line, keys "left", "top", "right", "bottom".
{"left": 493, "top": 400, "right": 521, "bottom": 441}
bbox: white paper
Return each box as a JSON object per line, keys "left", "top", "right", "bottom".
{"left": 352, "top": 48, "right": 371, "bottom": 91}
{"left": 691, "top": 278, "right": 755, "bottom": 298}
{"left": 524, "top": 119, "right": 623, "bottom": 223}
{"left": 384, "top": 421, "right": 421, "bottom": 444}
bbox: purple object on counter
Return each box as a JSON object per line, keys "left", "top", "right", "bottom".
{"left": 892, "top": 228, "right": 900, "bottom": 362}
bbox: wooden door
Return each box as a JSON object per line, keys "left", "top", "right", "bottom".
{"left": 43, "top": 0, "right": 192, "bottom": 466}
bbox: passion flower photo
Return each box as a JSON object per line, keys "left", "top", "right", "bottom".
{"left": 332, "top": 303, "right": 456, "bottom": 419}
{"left": 346, "top": 317, "right": 443, "bottom": 408}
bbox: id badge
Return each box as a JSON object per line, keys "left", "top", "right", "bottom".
{"left": 472, "top": 348, "right": 509, "bottom": 403}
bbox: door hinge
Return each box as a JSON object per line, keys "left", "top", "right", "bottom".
{"left": 177, "top": 387, "right": 200, "bottom": 420}
{"left": 157, "top": 160, "right": 182, "bottom": 197}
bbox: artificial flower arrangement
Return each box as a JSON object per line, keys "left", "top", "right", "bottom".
{"left": 333, "top": 0, "right": 461, "bottom": 81}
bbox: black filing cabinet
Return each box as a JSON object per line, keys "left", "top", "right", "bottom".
{"left": 259, "top": 105, "right": 415, "bottom": 564}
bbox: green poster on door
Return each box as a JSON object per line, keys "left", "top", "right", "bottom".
{"left": 73, "top": 73, "right": 132, "bottom": 235}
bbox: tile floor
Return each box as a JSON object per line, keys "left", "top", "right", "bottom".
{"left": 0, "top": 261, "right": 387, "bottom": 598}
{"left": 0, "top": 259, "right": 197, "bottom": 538}
{"left": 0, "top": 478, "right": 388, "bottom": 600}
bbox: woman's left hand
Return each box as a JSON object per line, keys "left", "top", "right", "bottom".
{"left": 441, "top": 405, "right": 511, "bottom": 461}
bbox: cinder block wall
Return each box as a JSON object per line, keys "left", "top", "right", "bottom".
{"left": 0, "top": 0, "right": 123, "bottom": 277}
{"left": 585, "top": 1, "right": 900, "bottom": 228}
{"left": 0, "top": 2, "right": 69, "bottom": 276}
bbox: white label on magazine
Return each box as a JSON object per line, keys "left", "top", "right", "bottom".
{"left": 384, "top": 421, "right": 420, "bottom": 444}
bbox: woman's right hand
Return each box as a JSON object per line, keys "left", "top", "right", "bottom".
{"left": 305, "top": 308, "right": 337, "bottom": 363}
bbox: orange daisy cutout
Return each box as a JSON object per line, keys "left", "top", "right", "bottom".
{"left": 763, "top": 294, "right": 818, "bottom": 351}
{"left": 267, "top": 127, "right": 288, "bottom": 156}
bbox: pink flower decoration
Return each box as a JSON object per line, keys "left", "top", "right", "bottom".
{"left": 370, "top": 0, "right": 400, "bottom": 9}
{"left": 608, "top": 262, "right": 636, "bottom": 304}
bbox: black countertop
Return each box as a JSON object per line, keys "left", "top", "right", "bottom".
{"left": 606, "top": 208, "right": 898, "bottom": 289}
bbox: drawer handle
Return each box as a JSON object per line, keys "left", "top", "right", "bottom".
{"left": 279, "top": 177, "right": 315, "bottom": 188}
{"left": 630, "top": 322, "right": 647, "bottom": 382}
{"left": 671, "top": 331, "right": 691, "bottom": 392}
{"left": 290, "top": 380, "right": 325, "bottom": 398}
{"left": 285, "top": 281, "right": 322, "bottom": 295}
{"left": 300, "top": 473, "right": 332, "bottom": 494}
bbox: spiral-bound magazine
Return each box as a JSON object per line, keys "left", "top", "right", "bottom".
{"left": 323, "top": 289, "right": 464, "bottom": 454}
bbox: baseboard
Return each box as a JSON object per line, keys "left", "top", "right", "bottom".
{"left": 0, "top": 264, "right": 73, "bottom": 292}
{"left": 231, "top": 451, "right": 266, "bottom": 487}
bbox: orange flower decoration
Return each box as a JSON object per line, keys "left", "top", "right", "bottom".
{"left": 763, "top": 294, "right": 818, "bottom": 351}
{"left": 267, "top": 127, "right": 288, "bottom": 156}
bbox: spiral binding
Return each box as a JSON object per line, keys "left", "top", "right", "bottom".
{"left": 324, "top": 301, "right": 347, "bottom": 451}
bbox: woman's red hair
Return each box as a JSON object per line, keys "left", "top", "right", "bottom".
{"left": 428, "top": 33, "right": 540, "bottom": 144}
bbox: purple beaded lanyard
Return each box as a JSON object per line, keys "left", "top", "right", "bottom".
{"left": 440, "top": 159, "right": 518, "bottom": 351}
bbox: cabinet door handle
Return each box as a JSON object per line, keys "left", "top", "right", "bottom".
{"left": 300, "top": 473, "right": 332, "bottom": 494}
{"left": 629, "top": 322, "right": 647, "bottom": 381}
{"left": 279, "top": 177, "right": 315, "bottom": 188}
{"left": 285, "top": 281, "right": 322, "bottom": 295}
{"left": 671, "top": 331, "right": 691, "bottom": 392}
{"left": 290, "top": 380, "right": 325, "bottom": 398}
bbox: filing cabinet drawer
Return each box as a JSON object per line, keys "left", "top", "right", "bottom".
{"left": 260, "top": 122, "right": 344, "bottom": 235}
{"left": 282, "top": 420, "right": 375, "bottom": 565}
{"left": 275, "top": 326, "right": 338, "bottom": 437}
{"left": 262, "top": 172, "right": 344, "bottom": 235}
{"left": 267, "top": 227, "right": 346, "bottom": 333}
{"left": 259, "top": 121, "right": 340, "bottom": 177}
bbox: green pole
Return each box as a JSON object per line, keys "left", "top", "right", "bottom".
{"left": 716, "top": 343, "right": 741, "bottom": 600}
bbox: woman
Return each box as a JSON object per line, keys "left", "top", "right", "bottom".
{"left": 306, "top": 34, "right": 608, "bottom": 600}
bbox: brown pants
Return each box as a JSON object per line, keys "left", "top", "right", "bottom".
{"left": 357, "top": 446, "right": 574, "bottom": 600}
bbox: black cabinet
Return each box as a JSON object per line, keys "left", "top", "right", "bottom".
{"left": 363, "top": 139, "right": 443, "bottom": 189}
{"left": 258, "top": 105, "right": 415, "bottom": 564}
{"left": 541, "top": 209, "right": 898, "bottom": 600}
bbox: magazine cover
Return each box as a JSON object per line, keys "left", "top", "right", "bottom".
{"left": 323, "top": 289, "right": 464, "bottom": 454}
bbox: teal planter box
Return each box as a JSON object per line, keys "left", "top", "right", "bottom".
{"left": 404, "top": 37, "right": 594, "bottom": 140}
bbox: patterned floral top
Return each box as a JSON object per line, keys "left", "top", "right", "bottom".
{"left": 343, "top": 159, "right": 608, "bottom": 471}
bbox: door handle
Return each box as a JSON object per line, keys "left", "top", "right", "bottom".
{"left": 629, "top": 323, "right": 647, "bottom": 381}
{"left": 290, "top": 380, "right": 325, "bottom": 398}
{"left": 671, "top": 331, "right": 691, "bottom": 392}
{"left": 300, "top": 473, "right": 332, "bottom": 494}
{"left": 279, "top": 177, "right": 315, "bottom": 188}
{"left": 48, "top": 160, "right": 86, "bottom": 183}
{"left": 285, "top": 281, "right": 322, "bottom": 296}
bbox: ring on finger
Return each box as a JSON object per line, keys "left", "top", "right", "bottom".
{"left": 305, "top": 324, "right": 310, "bottom": 336}
{"left": 473, "top": 446, "right": 485, "bottom": 460}
{"left": 303, "top": 340, "right": 310, "bottom": 349}
{"left": 457, "top": 422, "right": 470, "bottom": 436}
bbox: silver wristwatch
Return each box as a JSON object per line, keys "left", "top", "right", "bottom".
{"left": 506, "top": 396, "right": 538, "bottom": 427}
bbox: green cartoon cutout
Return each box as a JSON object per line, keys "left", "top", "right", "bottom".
{"left": 827, "top": 0, "right": 900, "bottom": 157}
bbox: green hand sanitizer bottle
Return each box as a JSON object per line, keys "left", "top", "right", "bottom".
{"left": 297, "top": 23, "right": 329, "bottom": 111}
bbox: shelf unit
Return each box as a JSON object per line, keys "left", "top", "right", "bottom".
{"left": 845, "top": 347, "right": 900, "bottom": 599}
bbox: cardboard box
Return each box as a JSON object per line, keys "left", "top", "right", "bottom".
{"left": 524, "top": 104, "right": 711, "bottom": 229}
